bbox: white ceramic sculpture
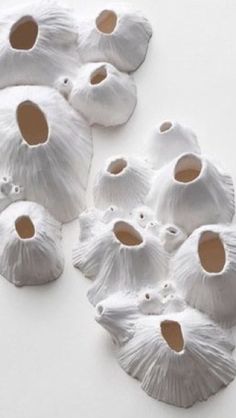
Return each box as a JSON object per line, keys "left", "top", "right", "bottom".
{"left": 0, "top": 85, "right": 92, "bottom": 223}
{"left": 146, "top": 152, "right": 235, "bottom": 234}
{"left": 77, "top": 5, "right": 152, "bottom": 72}
{"left": 96, "top": 299, "right": 236, "bottom": 407}
{"left": 0, "top": 174, "right": 23, "bottom": 212}
{"left": 73, "top": 216, "right": 168, "bottom": 306}
{"left": 64, "top": 62, "right": 137, "bottom": 127}
{"left": 146, "top": 121, "right": 201, "bottom": 169}
{"left": 0, "top": 1, "right": 78, "bottom": 88}
{"left": 94, "top": 156, "right": 153, "bottom": 210}
{"left": 0, "top": 200, "right": 64, "bottom": 286}
{"left": 172, "top": 224, "right": 236, "bottom": 326}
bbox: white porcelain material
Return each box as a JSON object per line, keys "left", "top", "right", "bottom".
{"left": 73, "top": 216, "right": 169, "bottom": 306}
{"left": 0, "top": 201, "right": 64, "bottom": 286}
{"left": 94, "top": 156, "right": 153, "bottom": 211}
{"left": 0, "top": 1, "right": 78, "bottom": 88}
{"left": 0, "top": 174, "right": 24, "bottom": 212}
{"left": 67, "top": 62, "right": 137, "bottom": 127}
{"left": 146, "top": 153, "right": 235, "bottom": 234}
{"left": 0, "top": 85, "right": 92, "bottom": 223}
{"left": 77, "top": 5, "right": 152, "bottom": 72}
{"left": 172, "top": 224, "right": 236, "bottom": 326}
{"left": 146, "top": 121, "right": 201, "bottom": 169}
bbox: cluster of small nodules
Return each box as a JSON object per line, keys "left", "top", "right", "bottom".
{"left": 138, "top": 281, "right": 186, "bottom": 315}
{"left": 0, "top": 176, "right": 23, "bottom": 200}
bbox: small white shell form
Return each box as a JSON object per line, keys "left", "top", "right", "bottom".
{"left": 73, "top": 216, "right": 168, "bottom": 306}
{"left": 0, "top": 174, "right": 24, "bottom": 212}
{"left": 172, "top": 224, "right": 236, "bottom": 326}
{"left": 0, "top": 201, "right": 64, "bottom": 286}
{"left": 146, "top": 121, "right": 201, "bottom": 170}
{"left": 68, "top": 62, "right": 137, "bottom": 127}
{"left": 0, "top": 85, "right": 92, "bottom": 223}
{"left": 77, "top": 5, "right": 152, "bottom": 72}
{"left": 94, "top": 156, "right": 152, "bottom": 210}
{"left": 98, "top": 305, "right": 236, "bottom": 408}
{"left": 146, "top": 153, "right": 235, "bottom": 234}
{"left": 0, "top": 1, "right": 78, "bottom": 88}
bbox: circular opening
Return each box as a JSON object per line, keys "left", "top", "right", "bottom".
{"left": 90, "top": 65, "right": 107, "bottom": 85}
{"left": 160, "top": 121, "right": 172, "bottom": 133}
{"left": 107, "top": 158, "right": 127, "bottom": 175}
{"left": 96, "top": 10, "right": 117, "bottom": 34}
{"left": 10, "top": 16, "right": 38, "bottom": 50}
{"left": 167, "top": 226, "right": 177, "bottom": 235}
{"left": 113, "top": 221, "right": 143, "bottom": 246}
{"left": 15, "top": 216, "right": 35, "bottom": 239}
{"left": 145, "top": 293, "right": 150, "bottom": 300}
{"left": 96, "top": 304, "right": 104, "bottom": 316}
{"left": 174, "top": 154, "right": 202, "bottom": 183}
{"left": 198, "top": 231, "right": 226, "bottom": 273}
{"left": 161, "top": 320, "right": 184, "bottom": 352}
{"left": 17, "top": 101, "right": 49, "bottom": 146}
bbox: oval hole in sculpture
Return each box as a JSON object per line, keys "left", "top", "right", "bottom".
{"left": 90, "top": 65, "right": 107, "bottom": 85}
{"left": 17, "top": 101, "right": 49, "bottom": 146}
{"left": 198, "top": 231, "right": 226, "bottom": 273}
{"left": 161, "top": 320, "right": 184, "bottom": 352}
{"left": 107, "top": 158, "right": 127, "bottom": 175}
{"left": 10, "top": 16, "right": 38, "bottom": 50}
{"left": 160, "top": 121, "right": 172, "bottom": 133}
{"left": 174, "top": 154, "right": 202, "bottom": 183}
{"left": 96, "top": 10, "right": 117, "bottom": 34}
{"left": 113, "top": 221, "right": 143, "bottom": 246}
{"left": 15, "top": 216, "right": 35, "bottom": 239}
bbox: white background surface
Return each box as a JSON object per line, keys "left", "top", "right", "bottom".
{"left": 0, "top": 0, "right": 236, "bottom": 417}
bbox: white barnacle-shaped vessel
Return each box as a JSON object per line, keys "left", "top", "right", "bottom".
{"left": 73, "top": 215, "right": 168, "bottom": 306}
{"left": 96, "top": 298, "right": 236, "bottom": 408}
{"left": 0, "top": 1, "right": 79, "bottom": 88}
{"left": 77, "top": 4, "right": 152, "bottom": 72}
{"left": 146, "top": 153, "right": 235, "bottom": 234}
{"left": 0, "top": 85, "right": 92, "bottom": 222}
{"left": 172, "top": 224, "right": 236, "bottom": 326}
{"left": 93, "top": 155, "right": 153, "bottom": 211}
{"left": 0, "top": 200, "right": 64, "bottom": 286}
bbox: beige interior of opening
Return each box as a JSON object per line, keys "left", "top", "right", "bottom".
{"left": 113, "top": 221, "right": 143, "bottom": 246}
{"left": 10, "top": 16, "right": 38, "bottom": 50}
{"left": 96, "top": 10, "right": 117, "bottom": 34}
{"left": 90, "top": 65, "right": 107, "bottom": 85}
{"left": 174, "top": 154, "right": 202, "bottom": 183}
{"left": 107, "top": 158, "right": 127, "bottom": 175}
{"left": 198, "top": 231, "right": 226, "bottom": 273}
{"left": 17, "top": 101, "right": 49, "bottom": 146}
{"left": 160, "top": 121, "right": 172, "bottom": 132}
{"left": 15, "top": 216, "right": 35, "bottom": 239}
{"left": 161, "top": 320, "right": 184, "bottom": 352}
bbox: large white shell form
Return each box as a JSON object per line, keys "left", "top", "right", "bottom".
{"left": 73, "top": 216, "right": 169, "bottom": 306}
{"left": 0, "top": 1, "right": 78, "bottom": 88}
{"left": 146, "top": 121, "right": 201, "bottom": 170}
{"left": 77, "top": 5, "right": 152, "bottom": 72}
{"left": 96, "top": 299, "right": 236, "bottom": 408}
{"left": 0, "top": 85, "right": 92, "bottom": 223}
{"left": 172, "top": 224, "right": 236, "bottom": 326}
{"left": 0, "top": 201, "right": 64, "bottom": 286}
{"left": 93, "top": 155, "right": 153, "bottom": 211}
{"left": 67, "top": 62, "right": 137, "bottom": 127}
{"left": 146, "top": 153, "right": 235, "bottom": 234}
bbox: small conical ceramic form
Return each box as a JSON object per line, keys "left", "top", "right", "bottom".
{"left": 73, "top": 216, "right": 169, "bottom": 306}
{"left": 77, "top": 5, "right": 152, "bottom": 72}
{"left": 117, "top": 308, "right": 236, "bottom": 407}
{"left": 94, "top": 155, "right": 153, "bottom": 211}
{"left": 0, "top": 174, "right": 24, "bottom": 212}
{"left": 66, "top": 62, "right": 137, "bottom": 127}
{"left": 0, "top": 1, "right": 78, "bottom": 88}
{"left": 146, "top": 121, "right": 200, "bottom": 170}
{"left": 146, "top": 153, "right": 235, "bottom": 234}
{"left": 0, "top": 201, "right": 64, "bottom": 286}
{"left": 0, "top": 85, "right": 92, "bottom": 223}
{"left": 172, "top": 224, "right": 236, "bottom": 326}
